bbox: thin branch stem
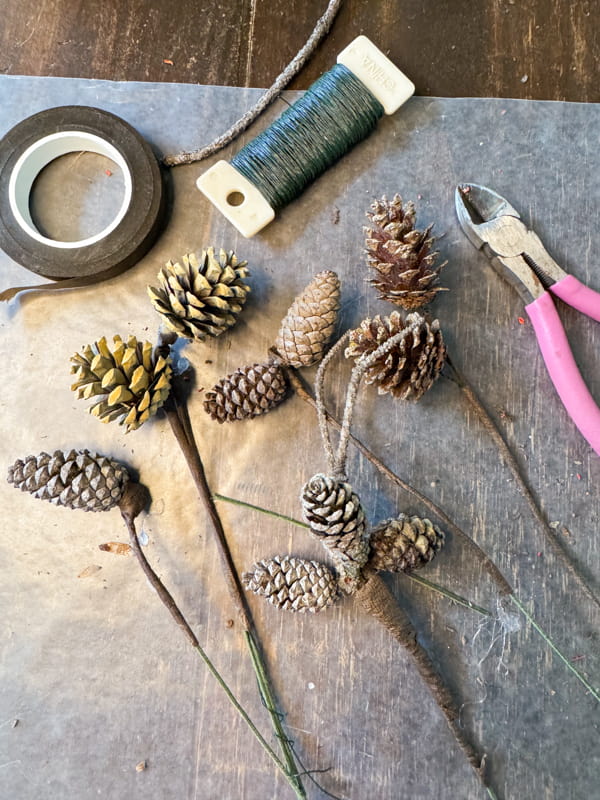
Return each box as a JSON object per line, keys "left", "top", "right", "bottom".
{"left": 444, "top": 353, "right": 599, "bottom": 610}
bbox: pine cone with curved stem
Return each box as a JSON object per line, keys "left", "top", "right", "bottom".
{"left": 345, "top": 311, "right": 446, "bottom": 401}
{"left": 301, "top": 473, "right": 370, "bottom": 593}
{"left": 70, "top": 335, "right": 172, "bottom": 431}
{"left": 7, "top": 449, "right": 129, "bottom": 512}
{"left": 368, "top": 515, "right": 445, "bottom": 573}
{"left": 365, "top": 194, "right": 447, "bottom": 310}
{"left": 242, "top": 555, "right": 339, "bottom": 613}
{"left": 203, "top": 360, "right": 288, "bottom": 423}
{"left": 147, "top": 248, "right": 250, "bottom": 340}
{"left": 274, "top": 270, "right": 340, "bottom": 367}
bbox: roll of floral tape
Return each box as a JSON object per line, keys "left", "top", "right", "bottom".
{"left": 0, "top": 105, "right": 166, "bottom": 298}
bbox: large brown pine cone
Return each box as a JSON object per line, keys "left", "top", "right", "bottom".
{"left": 203, "top": 360, "right": 287, "bottom": 423}
{"left": 242, "top": 555, "right": 339, "bottom": 613}
{"left": 274, "top": 270, "right": 340, "bottom": 367}
{"left": 7, "top": 449, "right": 129, "bottom": 512}
{"left": 368, "top": 515, "right": 445, "bottom": 573}
{"left": 345, "top": 311, "right": 446, "bottom": 401}
{"left": 365, "top": 194, "right": 446, "bottom": 310}
{"left": 147, "top": 248, "right": 250, "bottom": 340}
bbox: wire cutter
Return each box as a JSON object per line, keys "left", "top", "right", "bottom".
{"left": 455, "top": 182, "right": 600, "bottom": 456}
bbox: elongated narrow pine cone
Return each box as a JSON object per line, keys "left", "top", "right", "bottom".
{"left": 70, "top": 335, "right": 172, "bottom": 432}
{"left": 368, "top": 515, "right": 445, "bottom": 573}
{"left": 301, "top": 474, "right": 370, "bottom": 593}
{"left": 7, "top": 450, "right": 129, "bottom": 512}
{"left": 203, "top": 360, "right": 288, "bottom": 423}
{"left": 147, "top": 248, "right": 250, "bottom": 340}
{"left": 345, "top": 311, "right": 446, "bottom": 401}
{"left": 242, "top": 555, "right": 339, "bottom": 613}
{"left": 365, "top": 194, "right": 447, "bottom": 310}
{"left": 274, "top": 270, "right": 340, "bottom": 367}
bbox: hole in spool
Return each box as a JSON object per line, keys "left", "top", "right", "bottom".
{"left": 30, "top": 152, "right": 126, "bottom": 243}
{"left": 226, "top": 190, "right": 245, "bottom": 207}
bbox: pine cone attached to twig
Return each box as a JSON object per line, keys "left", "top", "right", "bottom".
{"left": 242, "top": 555, "right": 339, "bottom": 613}
{"left": 301, "top": 473, "right": 369, "bottom": 593}
{"left": 70, "top": 335, "right": 172, "bottom": 431}
{"left": 274, "top": 270, "right": 340, "bottom": 367}
{"left": 203, "top": 360, "right": 288, "bottom": 423}
{"left": 345, "top": 311, "right": 446, "bottom": 401}
{"left": 147, "top": 248, "right": 250, "bottom": 340}
{"left": 368, "top": 515, "right": 445, "bottom": 573}
{"left": 365, "top": 194, "right": 447, "bottom": 310}
{"left": 7, "top": 449, "right": 129, "bottom": 512}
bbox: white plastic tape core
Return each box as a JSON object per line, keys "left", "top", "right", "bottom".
{"left": 8, "top": 131, "right": 133, "bottom": 250}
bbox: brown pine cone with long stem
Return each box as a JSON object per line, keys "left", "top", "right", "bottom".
{"left": 365, "top": 194, "right": 447, "bottom": 309}
{"left": 203, "top": 360, "right": 288, "bottom": 423}
{"left": 368, "top": 515, "right": 445, "bottom": 573}
{"left": 345, "top": 311, "right": 446, "bottom": 401}
{"left": 242, "top": 555, "right": 339, "bottom": 613}
{"left": 274, "top": 270, "right": 340, "bottom": 367}
{"left": 7, "top": 449, "right": 129, "bottom": 512}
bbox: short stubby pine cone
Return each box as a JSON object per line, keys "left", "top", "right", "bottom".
{"left": 242, "top": 555, "right": 339, "bottom": 613}
{"left": 203, "top": 361, "right": 288, "bottom": 423}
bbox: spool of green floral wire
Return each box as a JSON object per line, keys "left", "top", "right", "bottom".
{"left": 197, "top": 36, "right": 415, "bottom": 237}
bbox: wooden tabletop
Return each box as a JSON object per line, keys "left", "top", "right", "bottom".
{"left": 1, "top": 0, "right": 598, "bottom": 101}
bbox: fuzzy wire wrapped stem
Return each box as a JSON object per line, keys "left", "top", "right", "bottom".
{"left": 444, "top": 352, "right": 600, "bottom": 610}
{"left": 314, "top": 331, "right": 350, "bottom": 475}
{"left": 117, "top": 484, "right": 293, "bottom": 781}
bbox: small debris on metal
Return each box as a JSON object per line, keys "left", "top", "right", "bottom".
{"left": 136, "top": 760, "right": 147, "bottom": 772}
{"left": 99, "top": 542, "right": 132, "bottom": 556}
{"left": 11, "top": 718, "right": 19, "bottom": 728}
{"left": 77, "top": 565, "right": 102, "bottom": 578}
{"left": 225, "top": 619, "right": 234, "bottom": 628}
{"left": 163, "top": 59, "right": 174, "bottom": 66}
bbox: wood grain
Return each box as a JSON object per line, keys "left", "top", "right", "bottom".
{"left": 0, "top": 0, "right": 598, "bottom": 100}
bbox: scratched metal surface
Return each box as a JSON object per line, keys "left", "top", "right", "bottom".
{"left": 0, "top": 77, "right": 598, "bottom": 800}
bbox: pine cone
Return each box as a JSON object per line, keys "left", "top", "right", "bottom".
{"left": 203, "top": 360, "right": 287, "bottom": 423}
{"left": 365, "top": 194, "right": 446, "bottom": 309}
{"left": 274, "top": 270, "right": 340, "bottom": 367}
{"left": 147, "top": 248, "right": 250, "bottom": 340}
{"left": 7, "top": 449, "right": 129, "bottom": 512}
{"left": 242, "top": 555, "right": 339, "bottom": 613}
{"left": 368, "top": 515, "right": 445, "bottom": 573}
{"left": 70, "top": 335, "right": 172, "bottom": 431}
{"left": 301, "top": 473, "right": 369, "bottom": 593}
{"left": 345, "top": 311, "right": 446, "bottom": 401}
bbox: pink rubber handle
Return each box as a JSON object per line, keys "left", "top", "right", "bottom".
{"left": 526, "top": 291, "right": 600, "bottom": 455}
{"left": 551, "top": 274, "right": 600, "bottom": 321}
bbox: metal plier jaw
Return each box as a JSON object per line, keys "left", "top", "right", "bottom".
{"left": 455, "top": 184, "right": 566, "bottom": 304}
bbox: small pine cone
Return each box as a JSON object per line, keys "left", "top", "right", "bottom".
{"left": 242, "top": 555, "right": 339, "bottom": 613}
{"left": 7, "top": 449, "right": 129, "bottom": 512}
{"left": 301, "top": 474, "right": 369, "bottom": 592}
{"left": 147, "top": 248, "right": 250, "bottom": 340}
{"left": 368, "top": 515, "right": 445, "bottom": 573}
{"left": 70, "top": 335, "right": 172, "bottom": 431}
{"left": 365, "top": 194, "right": 446, "bottom": 310}
{"left": 274, "top": 270, "right": 340, "bottom": 367}
{"left": 203, "top": 360, "right": 287, "bottom": 423}
{"left": 345, "top": 311, "right": 446, "bottom": 401}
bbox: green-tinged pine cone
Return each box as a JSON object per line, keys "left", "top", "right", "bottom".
{"left": 7, "top": 449, "right": 129, "bottom": 512}
{"left": 274, "top": 270, "right": 340, "bottom": 367}
{"left": 203, "top": 361, "right": 288, "bottom": 423}
{"left": 242, "top": 555, "right": 339, "bottom": 613}
{"left": 345, "top": 311, "right": 446, "bottom": 401}
{"left": 301, "top": 473, "right": 369, "bottom": 593}
{"left": 147, "top": 248, "right": 250, "bottom": 340}
{"left": 368, "top": 515, "right": 445, "bottom": 573}
{"left": 70, "top": 335, "right": 172, "bottom": 431}
{"left": 365, "top": 194, "right": 447, "bottom": 310}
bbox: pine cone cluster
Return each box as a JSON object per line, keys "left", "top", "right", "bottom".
{"left": 70, "top": 335, "right": 172, "bottom": 431}
{"left": 275, "top": 270, "right": 340, "bottom": 367}
{"left": 203, "top": 360, "right": 287, "bottom": 423}
{"left": 301, "top": 474, "right": 370, "bottom": 592}
{"left": 147, "top": 248, "right": 250, "bottom": 340}
{"left": 345, "top": 311, "right": 446, "bottom": 401}
{"left": 242, "top": 555, "right": 339, "bottom": 613}
{"left": 368, "top": 514, "right": 444, "bottom": 573}
{"left": 7, "top": 449, "right": 129, "bottom": 512}
{"left": 365, "top": 194, "right": 446, "bottom": 310}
